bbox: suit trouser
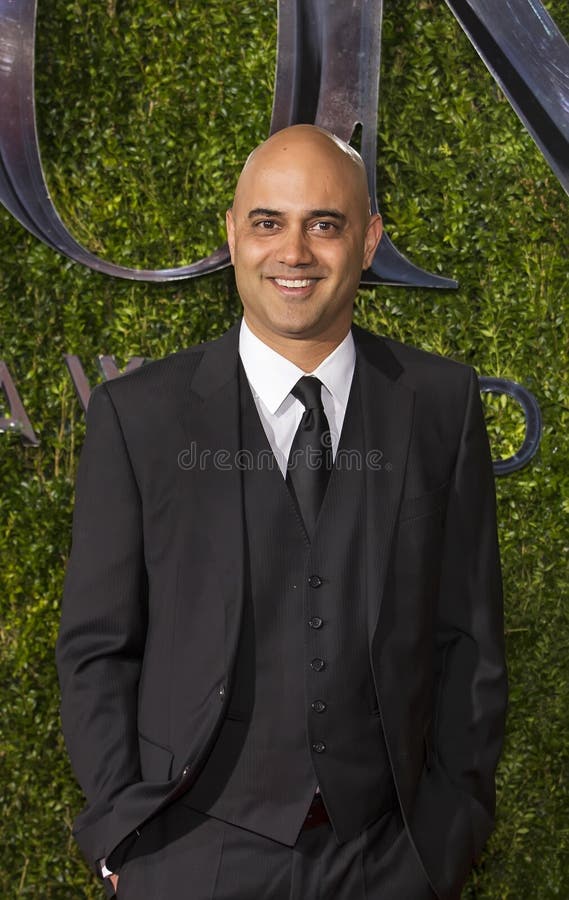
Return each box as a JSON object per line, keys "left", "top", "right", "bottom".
{"left": 115, "top": 799, "right": 437, "bottom": 900}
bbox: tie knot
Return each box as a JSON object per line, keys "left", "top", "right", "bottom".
{"left": 291, "top": 376, "right": 323, "bottom": 411}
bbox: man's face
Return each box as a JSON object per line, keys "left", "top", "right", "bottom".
{"left": 226, "top": 131, "right": 382, "bottom": 348}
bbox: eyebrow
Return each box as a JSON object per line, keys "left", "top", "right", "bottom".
{"left": 247, "top": 208, "right": 281, "bottom": 219}
{"left": 247, "top": 207, "right": 347, "bottom": 222}
{"left": 309, "top": 209, "right": 346, "bottom": 222}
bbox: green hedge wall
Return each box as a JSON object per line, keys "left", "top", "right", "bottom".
{"left": 0, "top": 1, "right": 568, "bottom": 896}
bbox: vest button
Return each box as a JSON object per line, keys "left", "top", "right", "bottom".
{"left": 308, "top": 575, "right": 323, "bottom": 588}
{"left": 308, "top": 616, "right": 323, "bottom": 629}
{"left": 312, "top": 742, "right": 326, "bottom": 754}
{"left": 311, "top": 657, "right": 326, "bottom": 672}
{"left": 311, "top": 700, "right": 327, "bottom": 713}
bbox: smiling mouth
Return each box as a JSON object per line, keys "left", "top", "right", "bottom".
{"left": 272, "top": 278, "right": 317, "bottom": 288}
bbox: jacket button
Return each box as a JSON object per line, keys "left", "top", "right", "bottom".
{"left": 218, "top": 684, "right": 226, "bottom": 700}
{"left": 308, "top": 616, "right": 323, "bottom": 629}
{"left": 311, "top": 657, "right": 326, "bottom": 672}
{"left": 312, "top": 700, "right": 327, "bottom": 713}
{"left": 181, "top": 765, "right": 191, "bottom": 779}
{"left": 312, "top": 742, "right": 326, "bottom": 754}
{"left": 308, "top": 575, "right": 323, "bottom": 588}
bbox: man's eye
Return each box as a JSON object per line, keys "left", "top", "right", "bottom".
{"left": 255, "top": 220, "right": 278, "bottom": 230}
{"left": 312, "top": 221, "right": 336, "bottom": 232}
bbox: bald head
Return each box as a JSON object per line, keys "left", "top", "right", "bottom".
{"left": 226, "top": 124, "right": 383, "bottom": 367}
{"left": 233, "top": 125, "right": 371, "bottom": 219}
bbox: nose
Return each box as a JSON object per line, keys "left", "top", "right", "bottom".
{"left": 277, "top": 226, "right": 314, "bottom": 267}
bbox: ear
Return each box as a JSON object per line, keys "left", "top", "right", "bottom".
{"left": 226, "top": 208, "right": 236, "bottom": 263}
{"left": 362, "top": 214, "right": 383, "bottom": 270}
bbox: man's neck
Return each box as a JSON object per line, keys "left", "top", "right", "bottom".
{"left": 243, "top": 318, "right": 352, "bottom": 372}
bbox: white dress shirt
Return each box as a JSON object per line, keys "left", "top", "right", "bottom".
{"left": 238, "top": 319, "right": 356, "bottom": 477}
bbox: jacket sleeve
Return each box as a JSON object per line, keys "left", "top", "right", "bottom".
{"left": 408, "top": 368, "right": 508, "bottom": 900}
{"left": 434, "top": 368, "right": 507, "bottom": 827}
{"left": 56, "top": 383, "right": 148, "bottom": 872}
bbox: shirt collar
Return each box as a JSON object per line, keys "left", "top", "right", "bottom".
{"left": 238, "top": 318, "right": 355, "bottom": 414}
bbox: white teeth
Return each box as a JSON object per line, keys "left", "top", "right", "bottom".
{"left": 274, "top": 278, "right": 313, "bottom": 288}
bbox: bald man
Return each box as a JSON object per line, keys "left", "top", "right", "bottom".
{"left": 57, "top": 126, "right": 507, "bottom": 900}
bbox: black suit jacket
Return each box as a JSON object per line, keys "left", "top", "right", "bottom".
{"left": 56, "top": 323, "right": 507, "bottom": 900}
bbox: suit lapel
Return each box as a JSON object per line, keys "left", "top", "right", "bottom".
{"left": 353, "top": 326, "right": 415, "bottom": 639}
{"left": 180, "top": 324, "right": 245, "bottom": 673}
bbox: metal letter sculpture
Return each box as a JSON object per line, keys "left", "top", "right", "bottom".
{"left": 0, "top": 360, "right": 38, "bottom": 445}
{"left": 0, "top": 0, "right": 567, "bottom": 283}
{"left": 445, "top": 0, "right": 569, "bottom": 195}
{"left": 478, "top": 377, "right": 543, "bottom": 475}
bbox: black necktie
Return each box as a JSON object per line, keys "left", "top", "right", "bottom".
{"left": 286, "top": 376, "right": 333, "bottom": 536}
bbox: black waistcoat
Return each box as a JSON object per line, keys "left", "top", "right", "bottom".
{"left": 186, "top": 365, "right": 395, "bottom": 845}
